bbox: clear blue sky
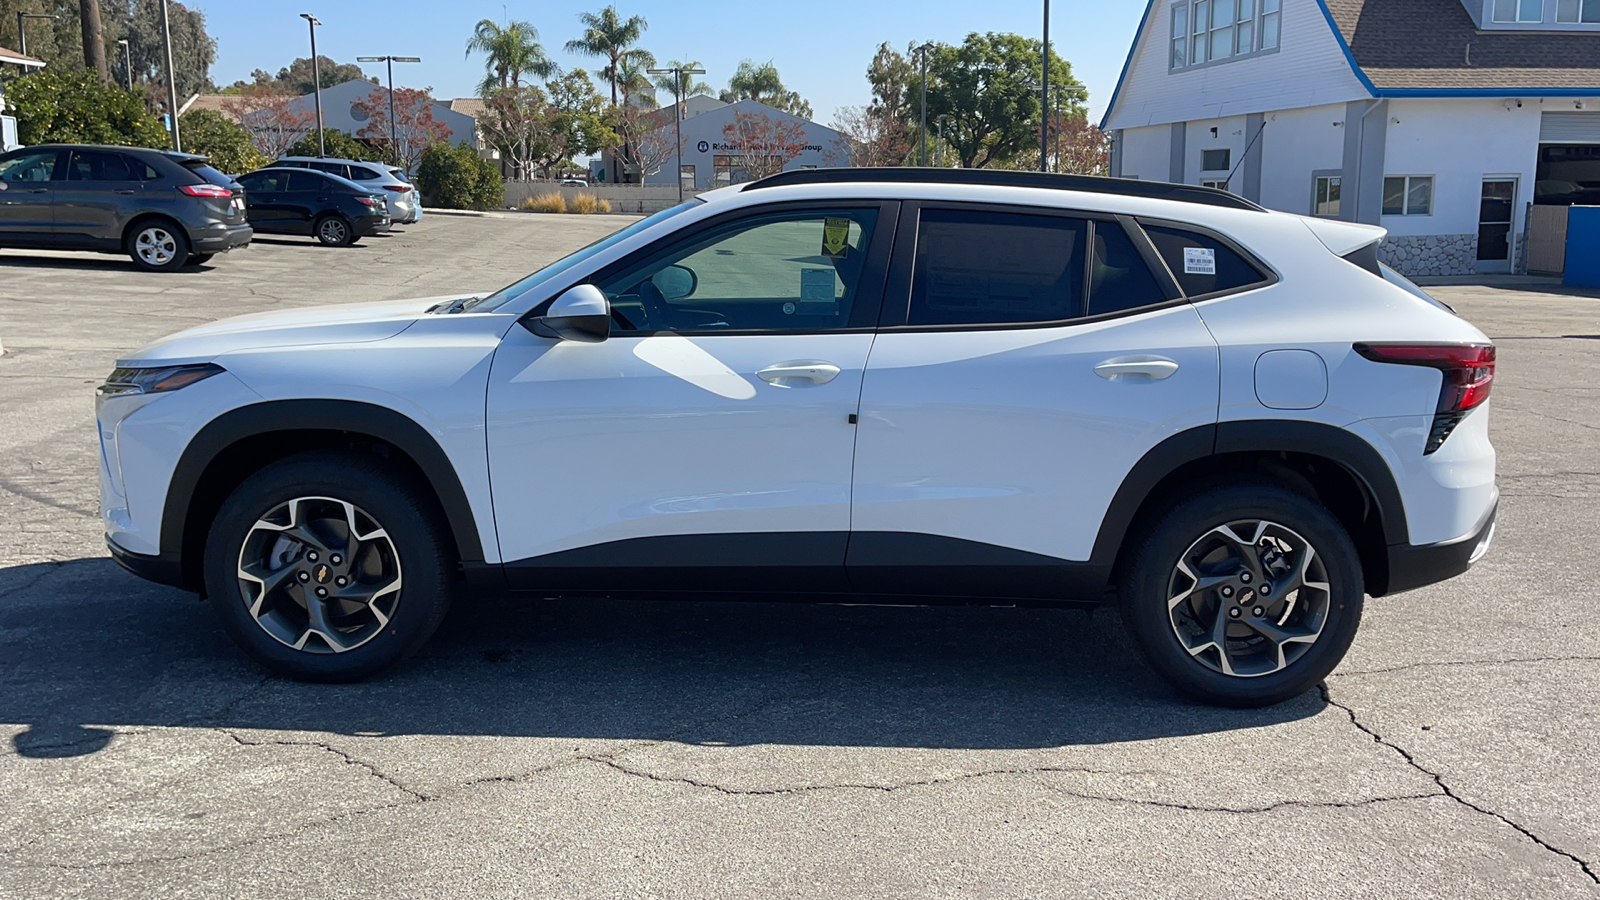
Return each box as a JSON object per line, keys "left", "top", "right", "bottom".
{"left": 196, "top": 1, "right": 1146, "bottom": 122}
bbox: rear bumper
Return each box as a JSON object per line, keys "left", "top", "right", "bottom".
{"left": 356, "top": 216, "right": 391, "bottom": 236}
{"left": 1384, "top": 496, "right": 1497, "bottom": 595}
{"left": 107, "top": 537, "right": 188, "bottom": 591}
{"left": 192, "top": 223, "right": 253, "bottom": 253}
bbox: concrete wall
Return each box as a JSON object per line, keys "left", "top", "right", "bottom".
{"left": 503, "top": 182, "right": 686, "bottom": 214}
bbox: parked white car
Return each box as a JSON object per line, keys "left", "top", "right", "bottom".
{"left": 97, "top": 169, "right": 1496, "bottom": 706}
{"left": 264, "top": 156, "right": 420, "bottom": 225}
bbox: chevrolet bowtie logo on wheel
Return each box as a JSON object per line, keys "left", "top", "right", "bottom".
{"left": 314, "top": 564, "right": 332, "bottom": 584}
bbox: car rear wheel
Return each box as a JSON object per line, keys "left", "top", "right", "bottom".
{"left": 127, "top": 221, "right": 190, "bottom": 271}
{"left": 314, "top": 214, "right": 354, "bottom": 247}
{"left": 203, "top": 451, "right": 454, "bottom": 682}
{"left": 1118, "top": 482, "right": 1364, "bottom": 707}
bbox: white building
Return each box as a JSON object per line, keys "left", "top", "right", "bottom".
{"left": 1102, "top": 0, "right": 1600, "bottom": 275}
{"left": 251, "top": 80, "right": 479, "bottom": 153}
{"left": 598, "top": 97, "right": 847, "bottom": 189}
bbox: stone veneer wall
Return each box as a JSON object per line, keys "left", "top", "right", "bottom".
{"left": 1377, "top": 234, "right": 1478, "bottom": 277}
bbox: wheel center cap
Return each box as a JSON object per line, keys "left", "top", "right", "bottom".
{"left": 313, "top": 564, "right": 333, "bottom": 584}
{"left": 1239, "top": 589, "right": 1255, "bottom": 606}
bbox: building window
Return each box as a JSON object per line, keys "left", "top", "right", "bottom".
{"left": 1173, "top": 0, "right": 1279, "bottom": 70}
{"left": 1383, "top": 176, "right": 1434, "bottom": 216}
{"left": 1201, "top": 148, "right": 1231, "bottom": 171}
{"left": 1558, "top": 0, "right": 1600, "bottom": 21}
{"left": 1314, "top": 175, "right": 1342, "bottom": 217}
{"left": 1201, "top": 178, "right": 1230, "bottom": 192}
{"left": 1494, "top": 0, "right": 1544, "bottom": 20}
{"left": 679, "top": 164, "right": 695, "bottom": 189}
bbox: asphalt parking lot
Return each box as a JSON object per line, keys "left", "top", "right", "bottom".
{"left": 1, "top": 213, "right": 1598, "bottom": 898}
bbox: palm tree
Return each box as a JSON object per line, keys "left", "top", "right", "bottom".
{"left": 466, "top": 19, "right": 554, "bottom": 95}
{"left": 653, "top": 59, "right": 712, "bottom": 118}
{"left": 616, "top": 49, "right": 658, "bottom": 108}
{"left": 564, "top": 5, "right": 649, "bottom": 106}
{"left": 720, "top": 59, "right": 813, "bottom": 119}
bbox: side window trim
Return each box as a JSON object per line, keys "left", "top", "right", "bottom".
{"left": 1133, "top": 215, "right": 1281, "bottom": 302}
{"left": 534, "top": 199, "right": 901, "bottom": 336}
{"left": 879, "top": 201, "right": 1185, "bottom": 333}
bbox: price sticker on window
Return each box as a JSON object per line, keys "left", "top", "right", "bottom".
{"left": 822, "top": 217, "right": 851, "bottom": 258}
{"left": 1183, "top": 247, "right": 1216, "bottom": 275}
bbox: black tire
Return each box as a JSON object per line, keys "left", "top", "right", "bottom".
{"left": 314, "top": 214, "right": 355, "bottom": 247}
{"left": 203, "top": 450, "right": 455, "bottom": 682}
{"left": 1118, "top": 481, "right": 1364, "bottom": 707}
{"left": 188, "top": 253, "right": 215, "bottom": 266}
{"left": 126, "top": 219, "right": 191, "bottom": 271}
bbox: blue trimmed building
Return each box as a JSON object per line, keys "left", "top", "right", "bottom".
{"left": 1101, "top": 0, "right": 1600, "bottom": 275}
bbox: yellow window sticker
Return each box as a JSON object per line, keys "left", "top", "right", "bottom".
{"left": 822, "top": 217, "right": 851, "bottom": 258}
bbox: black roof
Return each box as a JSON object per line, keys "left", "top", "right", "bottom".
{"left": 744, "top": 167, "right": 1265, "bottom": 211}
{"left": 27, "top": 143, "right": 210, "bottom": 163}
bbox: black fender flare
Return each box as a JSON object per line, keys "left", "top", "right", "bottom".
{"left": 161, "top": 399, "right": 486, "bottom": 575}
{"left": 1088, "top": 420, "right": 1409, "bottom": 568}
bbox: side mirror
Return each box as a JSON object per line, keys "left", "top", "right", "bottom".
{"left": 651, "top": 264, "right": 697, "bottom": 302}
{"left": 525, "top": 284, "right": 610, "bottom": 343}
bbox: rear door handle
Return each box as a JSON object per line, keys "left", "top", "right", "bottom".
{"left": 757, "top": 361, "right": 841, "bottom": 386}
{"left": 1094, "top": 356, "right": 1180, "bottom": 382}
{"left": 114, "top": 190, "right": 136, "bottom": 195}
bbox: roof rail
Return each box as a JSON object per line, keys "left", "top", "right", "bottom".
{"left": 743, "top": 167, "right": 1266, "bottom": 212}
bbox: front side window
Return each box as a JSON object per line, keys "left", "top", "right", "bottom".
{"left": 909, "top": 209, "right": 1086, "bottom": 327}
{"left": 1314, "top": 175, "right": 1342, "bottom": 217}
{"left": 1144, "top": 224, "right": 1269, "bottom": 297}
{"left": 597, "top": 209, "right": 880, "bottom": 333}
{"left": 0, "top": 150, "right": 58, "bottom": 184}
{"left": 1558, "top": 0, "right": 1600, "bottom": 20}
{"left": 1383, "top": 176, "right": 1434, "bottom": 216}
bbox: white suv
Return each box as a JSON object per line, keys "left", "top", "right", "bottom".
{"left": 98, "top": 170, "right": 1497, "bottom": 706}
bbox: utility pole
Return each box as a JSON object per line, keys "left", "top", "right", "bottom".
{"left": 16, "top": 13, "right": 56, "bottom": 59}
{"left": 936, "top": 114, "right": 948, "bottom": 168}
{"left": 357, "top": 55, "right": 422, "bottom": 167}
{"left": 1041, "top": 0, "right": 1051, "bottom": 172}
{"left": 117, "top": 39, "right": 133, "bottom": 90}
{"left": 916, "top": 41, "right": 934, "bottom": 167}
{"left": 81, "top": 0, "right": 109, "bottom": 83}
{"left": 160, "top": 0, "right": 181, "bottom": 151}
{"left": 301, "top": 14, "right": 324, "bottom": 157}
{"left": 648, "top": 64, "right": 706, "bottom": 202}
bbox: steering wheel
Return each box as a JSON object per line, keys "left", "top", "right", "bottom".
{"left": 637, "top": 278, "right": 670, "bottom": 331}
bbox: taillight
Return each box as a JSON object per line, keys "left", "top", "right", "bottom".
{"left": 179, "top": 183, "right": 232, "bottom": 198}
{"left": 382, "top": 184, "right": 411, "bottom": 193}
{"left": 1355, "top": 343, "right": 1495, "bottom": 454}
{"left": 356, "top": 196, "right": 380, "bottom": 207}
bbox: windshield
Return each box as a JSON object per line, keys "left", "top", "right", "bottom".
{"left": 473, "top": 200, "right": 702, "bottom": 312}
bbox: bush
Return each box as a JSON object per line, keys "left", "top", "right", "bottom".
{"left": 283, "top": 129, "right": 384, "bottom": 162}
{"left": 179, "top": 109, "right": 268, "bottom": 174}
{"left": 567, "top": 192, "right": 598, "bottom": 214}
{"left": 414, "top": 142, "right": 503, "bottom": 210}
{"left": 6, "top": 69, "right": 167, "bottom": 148}
{"left": 519, "top": 192, "right": 567, "bottom": 213}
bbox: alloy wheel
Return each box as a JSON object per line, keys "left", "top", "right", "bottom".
{"left": 235, "top": 496, "right": 402, "bottom": 654}
{"left": 319, "top": 218, "right": 348, "bottom": 244}
{"left": 135, "top": 227, "right": 178, "bottom": 266}
{"left": 1165, "top": 519, "right": 1331, "bottom": 678}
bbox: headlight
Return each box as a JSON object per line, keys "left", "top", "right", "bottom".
{"left": 98, "top": 363, "right": 226, "bottom": 397}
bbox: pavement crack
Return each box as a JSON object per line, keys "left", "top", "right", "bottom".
{"left": 1320, "top": 684, "right": 1599, "bottom": 885}
{"left": 0, "top": 560, "right": 69, "bottom": 600}
{"left": 217, "top": 729, "right": 428, "bottom": 802}
{"left": 1333, "top": 655, "right": 1600, "bottom": 678}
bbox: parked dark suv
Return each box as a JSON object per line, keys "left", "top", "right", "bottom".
{"left": 233, "top": 168, "right": 391, "bottom": 246}
{"left": 0, "top": 143, "right": 251, "bottom": 271}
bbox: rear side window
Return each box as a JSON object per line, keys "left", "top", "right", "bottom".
{"left": 1143, "top": 225, "right": 1269, "bottom": 297}
{"left": 66, "top": 150, "right": 141, "bottom": 181}
{"left": 1088, "top": 222, "right": 1169, "bottom": 317}
{"left": 239, "top": 170, "right": 290, "bottom": 192}
{"left": 311, "top": 161, "right": 348, "bottom": 178}
{"left": 909, "top": 209, "right": 1086, "bottom": 326}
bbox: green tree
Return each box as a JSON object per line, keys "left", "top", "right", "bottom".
{"left": 415, "top": 141, "right": 501, "bottom": 210}
{"left": 5, "top": 68, "right": 166, "bottom": 145}
{"left": 230, "top": 56, "right": 371, "bottom": 94}
{"left": 178, "top": 107, "right": 267, "bottom": 172}
{"left": 563, "top": 4, "right": 648, "bottom": 106}
{"left": 719, "top": 59, "right": 811, "bottom": 119}
{"left": 107, "top": 0, "right": 216, "bottom": 98}
{"left": 284, "top": 128, "right": 383, "bottom": 162}
{"left": 651, "top": 58, "right": 711, "bottom": 114}
{"left": 923, "top": 32, "right": 1082, "bottom": 169}
{"left": 614, "top": 49, "right": 656, "bottom": 108}
{"left": 465, "top": 18, "right": 553, "bottom": 95}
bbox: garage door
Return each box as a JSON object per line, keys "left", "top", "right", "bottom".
{"left": 1540, "top": 112, "right": 1600, "bottom": 143}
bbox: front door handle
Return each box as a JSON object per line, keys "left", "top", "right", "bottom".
{"left": 114, "top": 190, "right": 137, "bottom": 195}
{"left": 757, "top": 361, "right": 841, "bottom": 386}
{"left": 1094, "top": 356, "right": 1180, "bottom": 382}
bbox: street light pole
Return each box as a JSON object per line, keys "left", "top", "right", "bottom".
{"left": 357, "top": 55, "right": 422, "bottom": 168}
{"left": 16, "top": 13, "right": 56, "bottom": 59}
{"left": 1041, "top": 0, "right": 1051, "bottom": 172}
{"left": 301, "top": 13, "right": 324, "bottom": 157}
{"left": 159, "top": 0, "right": 181, "bottom": 151}
{"left": 937, "top": 114, "right": 948, "bottom": 168}
{"left": 117, "top": 39, "right": 133, "bottom": 91}
{"left": 916, "top": 41, "right": 934, "bottom": 167}
{"left": 648, "top": 64, "right": 705, "bottom": 202}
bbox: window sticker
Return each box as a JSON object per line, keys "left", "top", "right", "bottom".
{"left": 800, "top": 268, "right": 835, "bottom": 301}
{"left": 1183, "top": 246, "right": 1216, "bottom": 275}
{"left": 822, "top": 217, "right": 851, "bottom": 258}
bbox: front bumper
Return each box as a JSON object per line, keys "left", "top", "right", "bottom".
{"left": 193, "top": 223, "right": 253, "bottom": 253}
{"left": 107, "top": 537, "right": 188, "bottom": 590}
{"left": 1384, "top": 496, "right": 1497, "bottom": 595}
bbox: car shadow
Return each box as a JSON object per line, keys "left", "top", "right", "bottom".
{"left": 0, "top": 558, "right": 1322, "bottom": 758}
{"left": 0, "top": 253, "right": 215, "bottom": 273}
{"left": 246, "top": 238, "right": 370, "bottom": 249}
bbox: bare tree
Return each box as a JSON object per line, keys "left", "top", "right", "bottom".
{"left": 719, "top": 110, "right": 808, "bottom": 183}
{"left": 353, "top": 86, "right": 454, "bottom": 173}
{"left": 222, "top": 87, "right": 316, "bottom": 159}
{"left": 831, "top": 104, "right": 909, "bottom": 168}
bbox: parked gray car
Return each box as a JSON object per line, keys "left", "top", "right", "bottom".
{"left": 264, "top": 156, "right": 420, "bottom": 224}
{"left": 0, "top": 143, "right": 252, "bottom": 270}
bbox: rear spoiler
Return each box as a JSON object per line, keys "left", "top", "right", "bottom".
{"left": 1300, "top": 217, "right": 1386, "bottom": 256}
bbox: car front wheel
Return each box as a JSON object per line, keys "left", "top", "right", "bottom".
{"left": 1119, "top": 482, "right": 1364, "bottom": 707}
{"left": 203, "top": 451, "right": 454, "bottom": 681}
